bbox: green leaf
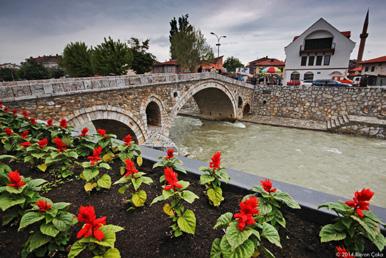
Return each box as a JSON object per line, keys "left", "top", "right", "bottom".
{"left": 225, "top": 222, "right": 254, "bottom": 251}
{"left": 207, "top": 186, "right": 224, "bottom": 207}
{"left": 261, "top": 222, "right": 282, "bottom": 248}
{"left": 97, "top": 174, "right": 112, "bottom": 189}
{"left": 19, "top": 211, "right": 45, "bottom": 230}
{"left": 141, "top": 176, "right": 153, "bottom": 185}
{"left": 351, "top": 215, "right": 378, "bottom": 241}
{"left": 214, "top": 212, "right": 233, "bottom": 229}
{"left": 28, "top": 178, "right": 47, "bottom": 189}
{"left": 218, "top": 170, "right": 230, "bottom": 183}
{"left": 27, "top": 232, "right": 50, "bottom": 252}
{"left": 210, "top": 238, "right": 222, "bottom": 258}
{"left": 5, "top": 185, "right": 26, "bottom": 194}
{"left": 318, "top": 202, "right": 351, "bottom": 214}
{"left": 177, "top": 209, "right": 196, "bottom": 234}
{"left": 103, "top": 248, "right": 121, "bottom": 258}
{"left": 261, "top": 246, "right": 276, "bottom": 258}
{"left": 53, "top": 213, "right": 74, "bottom": 231}
{"left": 99, "top": 162, "right": 112, "bottom": 170}
{"left": 319, "top": 223, "right": 347, "bottom": 243}
{"left": 221, "top": 236, "right": 255, "bottom": 258}
{"left": 373, "top": 233, "right": 386, "bottom": 252}
{"left": 132, "top": 190, "right": 147, "bottom": 207}
{"left": 182, "top": 190, "right": 199, "bottom": 204}
{"left": 174, "top": 164, "right": 186, "bottom": 174}
{"left": 162, "top": 189, "right": 174, "bottom": 200}
{"left": 84, "top": 182, "right": 97, "bottom": 192}
{"left": 40, "top": 223, "right": 59, "bottom": 237}
{"left": 114, "top": 176, "right": 129, "bottom": 185}
{"left": 150, "top": 195, "right": 164, "bottom": 205}
{"left": 68, "top": 240, "right": 86, "bottom": 258}
{"left": 82, "top": 168, "right": 99, "bottom": 182}
{"left": 273, "top": 191, "right": 300, "bottom": 209}
{"left": 37, "top": 163, "right": 48, "bottom": 172}
{"left": 132, "top": 177, "right": 143, "bottom": 191}
{"left": 66, "top": 151, "right": 78, "bottom": 159}
{"left": 200, "top": 174, "right": 215, "bottom": 185}
{"left": 0, "top": 194, "right": 25, "bottom": 211}
{"left": 118, "top": 185, "right": 129, "bottom": 194}
{"left": 52, "top": 202, "right": 70, "bottom": 210}
{"left": 163, "top": 203, "right": 174, "bottom": 217}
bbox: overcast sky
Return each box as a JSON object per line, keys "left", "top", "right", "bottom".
{"left": 1, "top": 0, "right": 385, "bottom": 65}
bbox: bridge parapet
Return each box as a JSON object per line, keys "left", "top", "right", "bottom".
{"left": 0, "top": 72, "right": 252, "bottom": 102}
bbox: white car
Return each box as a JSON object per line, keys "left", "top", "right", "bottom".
{"left": 300, "top": 80, "right": 313, "bottom": 87}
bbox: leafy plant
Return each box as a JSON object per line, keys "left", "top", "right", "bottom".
{"left": 18, "top": 198, "right": 76, "bottom": 258}
{"left": 319, "top": 188, "right": 386, "bottom": 253}
{"left": 151, "top": 167, "right": 199, "bottom": 237}
{"left": 0, "top": 170, "right": 46, "bottom": 225}
{"left": 211, "top": 196, "right": 282, "bottom": 258}
{"left": 251, "top": 179, "right": 300, "bottom": 229}
{"left": 200, "top": 151, "right": 230, "bottom": 207}
{"left": 153, "top": 148, "right": 186, "bottom": 177}
{"left": 114, "top": 159, "right": 153, "bottom": 209}
{"left": 116, "top": 134, "right": 142, "bottom": 165}
{"left": 68, "top": 205, "right": 124, "bottom": 258}
{"left": 80, "top": 146, "right": 112, "bottom": 192}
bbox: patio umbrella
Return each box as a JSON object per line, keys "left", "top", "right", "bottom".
{"left": 261, "top": 66, "right": 281, "bottom": 74}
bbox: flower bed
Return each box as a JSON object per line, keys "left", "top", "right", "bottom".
{"left": 0, "top": 103, "right": 384, "bottom": 258}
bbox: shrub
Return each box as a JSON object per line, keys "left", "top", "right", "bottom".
{"left": 319, "top": 188, "right": 385, "bottom": 253}
{"left": 251, "top": 178, "right": 300, "bottom": 228}
{"left": 68, "top": 205, "right": 124, "bottom": 258}
{"left": 200, "top": 151, "right": 230, "bottom": 207}
{"left": 18, "top": 198, "right": 76, "bottom": 258}
{"left": 151, "top": 167, "right": 199, "bottom": 237}
{"left": 153, "top": 148, "right": 186, "bottom": 175}
{"left": 0, "top": 170, "right": 46, "bottom": 225}
{"left": 211, "top": 195, "right": 282, "bottom": 258}
{"left": 114, "top": 159, "right": 153, "bottom": 209}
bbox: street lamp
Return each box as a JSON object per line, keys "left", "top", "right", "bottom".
{"left": 210, "top": 32, "right": 226, "bottom": 57}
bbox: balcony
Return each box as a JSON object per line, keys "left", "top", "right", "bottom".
{"left": 299, "top": 42, "right": 335, "bottom": 55}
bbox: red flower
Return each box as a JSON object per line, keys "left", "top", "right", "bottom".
{"left": 53, "top": 137, "right": 67, "bottom": 152}
{"left": 0, "top": 101, "right": 2, "bottom": 108}
{"left": 124, "top": 159, "right": 138, "bottom": 176}
{"left": 209, "top": 151, "right": 221, "bottom": 170}
{"left": 81, "top": 127, "right": 89, "bottom": 137}
{"left": 336, "top": 246, "right": 354, "bottom": 258}
{"left": 4, "top": 107, "right": 9, "bottom": 112}
{"left": 38, "top": 138, "right": 48, "bottom": 148}
{"left": 60, "top": 118, "right": 67, "bottom": 128}
{"left": 21, "top": 130, "right": 29, "bottom": 139}
{"left": 30, "top": 118, "right": 37, "bottom": 125}
{"left": 22, "top": 110, "right": 29, "bottom": 118}
{"left": 87, "top": 146, "right": 103, "bottom": 166}
{"left": 7, "top": 171, "right": 26, "bottom": 188}
{"left": 166, "top": 148, "right": 174, "bottom": 159}
{"left": 345, "top": 188, "right": 374, "bottom": 218}
{"left": 46, "top": 119, "right": 53, "bottom": 127}
{"left": 97, "top": 129, "right": 106, "bottom": 137}
{"left": 163, "top": 167, "right": 182, "bottom": 191}
{"left": 260, "top": 179, "right": 277, "bottom": 193}
{"left": 234, "top": 196, "right": 259, "bottom": 231}
{"left": 20, "top": 141, "right": 31, "bottom": 148}
{"left": 76, "top": 206, "right": 106, "bottom": 241}
{"left": 12, "top": 109, "right": 18, "bottom": 116}
{"left": 4, "top": 128, "right": 13, "bottom": 136}
{"left": 123, "top": 134, "right": 132, "bottom": 146}
{"left": 36, "top": 199, "right": 52, "bottom": 212}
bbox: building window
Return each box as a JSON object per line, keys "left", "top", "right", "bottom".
{"left": 365, "top": 66, "right": 369, "bottom": 72}
{"left": 304, "top": 72, "right": 314, "bottom": 81}
{"left": 290, "top": 71, "right": 300, "bottom": 81}
{"left": 316, "top": 56, "right": 323, "bottom": 66}
{"left": 324, "top": 55, "right": 331, "bottom": 65}
{"left": 371, "top": 66, "right": 375, "bottom": 72}
{"left": 308, "top": 56, "right": 315, "bottom": 66}
{"left": 301, "top": 56, "right": 307, "bottom": 66}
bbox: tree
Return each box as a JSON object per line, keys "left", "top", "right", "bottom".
{"left": 18, "top": 58, "right": 49, "bottom": 80}
{"left": 0, "top": 68, "right": 19, "bottom": 81}
{"left": 93, "top": 37, "right": 133, "bottom": 76}
{"left": 128, "top": 38, "right": 155, "bottom": 74}
{"left": 61, "top": 42, "right": 94, "bottom": 77}
{"left": 223, "top": 56, "right": 244, "bottom": 72}
{"left": 48, "top": 67, "right": 65, "bottom": 78}
{"left": 169, "top": 14, "right": 214, "bottom": 72}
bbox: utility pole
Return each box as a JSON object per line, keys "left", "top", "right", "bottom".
{"left": 210, "top": 32, "right": 226, "bottom": 57}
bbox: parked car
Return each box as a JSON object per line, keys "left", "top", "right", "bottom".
{"left": 312, "top": 79, "right": 351, "bottom": 87}
{"left": 301, "top": 80, "right": 313, "bottom": 87}
{"left": 352, "top": 76, "right": 362, "bottom": 87}
{"left": 287, "top": 80, "right": 301, "bottom": 86}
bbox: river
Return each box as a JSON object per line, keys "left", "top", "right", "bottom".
{"left": 169, "top": 116, "right": 386, "bottom": 207}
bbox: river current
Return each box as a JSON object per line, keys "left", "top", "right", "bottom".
{"left": 169, "top": 116, "right": 386, "bottom": 207}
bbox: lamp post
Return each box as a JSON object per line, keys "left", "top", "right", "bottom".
{"left": 210, "top": 32, "right": 226, "bottom": 57}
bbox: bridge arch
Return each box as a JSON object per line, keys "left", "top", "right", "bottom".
{"left": 172, "top": 80, "right": 238, "bottom": 121}
{"left": 67, "top": 105, "right": 147, "bottom": 144}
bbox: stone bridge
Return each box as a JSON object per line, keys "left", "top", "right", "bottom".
{"left": 0, "top": 73, "right": 254, "bottom": 145}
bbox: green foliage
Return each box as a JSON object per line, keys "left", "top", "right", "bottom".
{"left": 151, "top": 180, "right": 199, "bottom": 237}
{"left": 81, "top": 160, "right": 112, "bottom": 192}
{"left": 68, "top": 224, "right": 124, "bottom": 258}
{"left": 319, "top": 201, "right": 386, "bottom": 252}
{"left": 0, "top": 67, "right": 19, "bottom": 81}
{"left": 18, "top": 58, "right": 50, "bottom": 80}
{"left": 18, "top": 198, "right": 76, "bottom": 258}
{"left": 169, "top": 14, "right": 214, "bottom": 72}
{"left": 199, "top": 165, "right": 229, "bottom": 207}
{"left": 223, "top": 57, "right": 244, "bottom": 72}
{"left": 93, "top": 37, "right": 133, "bottom": 76}
{"left": 128, "top": 37, "right": 155, "bottom": 74}
{"left": 61, "top": 41, "right": 94, "bottom": 77}
{"left": 153, "top": 155, "right": 186, "bottom": 177}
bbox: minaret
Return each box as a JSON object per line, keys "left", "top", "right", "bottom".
{"left": 357, "top": 10, "right": 369, "bottom": 62}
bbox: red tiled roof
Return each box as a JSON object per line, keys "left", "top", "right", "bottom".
{"left": 360, "top": 56, "right": 386, "bottom": 64}
{"left": 154, "top": 59, "right": 178, "bottom": 66}
{"left": 350, "top": 66, "right": 363, "bottom": 72}
{"left": 293, "top": 31, "right": 351, "bottom": 42}
{"left": 249, "top": 57, "right": 284, "bottom": 67}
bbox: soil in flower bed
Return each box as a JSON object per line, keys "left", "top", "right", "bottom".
{"left": 0, "top": 159, "right": 338, "bottom": 258}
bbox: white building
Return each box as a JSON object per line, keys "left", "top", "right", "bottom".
{"left": 283, "top": 18, "right": 355, "bottom": 85}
